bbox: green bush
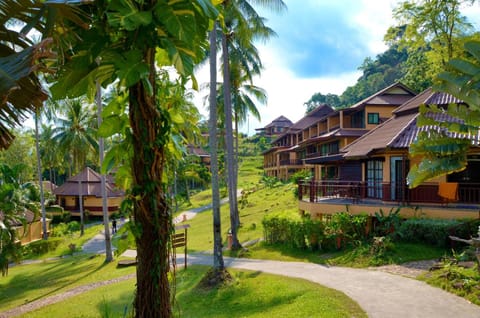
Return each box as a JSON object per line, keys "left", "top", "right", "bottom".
{"left": 396, "top": 218, "right": 461, "bottom": 247}
{"left": 51, "top": 221, "right": 81, "bottom": 237}
{"left": 25, "top": 237, "right": 63, "bottom": 255}
{"left": 331, "top": 212, "right": 368, "bottom": 241}
{"left": 262, "top": 213, "right": 324, "bottom": 250}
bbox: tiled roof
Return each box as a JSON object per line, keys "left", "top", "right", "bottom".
{"left": 343, "top": 89, "right": 479, "bottom": 158}
{"left": 264, "top": 116, "right": 293, "bottom": 129}
{"left": 342, "top": 112, "right": 418, "bottom": 158}
{"left": 54, "top": 167, "right": 124, "bottom": 198}
{"left": 272, "top": 104, "right": 335, "bottom": 143}
{"left": 348, "top": 82, "right": 416, "bottom": 110}
{"left": 300, "top": 128, "right": 369, "bottom": 146}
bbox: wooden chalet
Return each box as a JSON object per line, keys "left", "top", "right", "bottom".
{"left": 53, "top": 167, "right": 124, "bottom": 216}
{"left": 263, "top": 82, "right": 417, "bottom": 181}
{"left": 255, "top": 115, "right": 294, "bottom": 138}
{"left": 298, "top": 88, "right": 480, "bottom": 220}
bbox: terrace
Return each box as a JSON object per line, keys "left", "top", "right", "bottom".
{"left": 298, "top": 180, "right": 480, "bottom": 220}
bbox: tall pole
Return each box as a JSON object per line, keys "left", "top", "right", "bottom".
{"left": 78, "top": 179, "right": 84, "bottom": 236}
{"left": 96, "top": 78, "right": 113, "bottom": 262}
{"left": 35, "top": 112, "right": 48, "bottom": 239}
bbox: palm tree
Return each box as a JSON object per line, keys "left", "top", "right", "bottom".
{"left": 0, "top": 1, "right": 84, "bottom": 150}
{"left": 209, "top": 22, "right": 225, "bottom": 273}
{"left": 219, "top": 0, "right": 285, "bottom": 249}
{"left": 96, "top": 79, "right": 113, "bottom": 262}
{"left": 52, "top": 98, "right": 98, "bottom": 175}
{"left": 53, "top": 98, "right": 97, "bottom": 236}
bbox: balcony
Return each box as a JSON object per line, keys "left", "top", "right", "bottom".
{"left": 279, "top": 159, "right": 303, "bottom": 166}
{"left": 297, "top": 180, "right": 480, "bottom": 220}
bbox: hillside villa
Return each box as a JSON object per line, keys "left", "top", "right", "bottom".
{"left": 260, "top": 84, "right": 480, "bottom": 220}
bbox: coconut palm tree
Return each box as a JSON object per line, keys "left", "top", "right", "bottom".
{"left": 52, "top": 98, "right": 98, "bottom": 175}
{"left": 209, "top": 22, "right": 225, "bottom": 273}
{"left": 219, "top": 0, "right": 285, "bottom": 249}
{"left": 0, "top": 0, "right": 85, "bottom": 150}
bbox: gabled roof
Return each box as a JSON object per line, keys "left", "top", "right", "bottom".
{"left": 299, "top": 128, "right": 369, "bottom": 146}
{"left": 187, "top": 145, "right": 210, "bottom": 157}
{"left": 53, "top": 167, "right": 124, "bottom": 198}
{"left": 264, "top": 116, "right": 293, "bottom": 129}
{"left": 272, "top": 104, "right": 335, "bottom": 143}
{"left": 342, "top": 89, "right": 477, "bottom": 159}
{"left": 341, "top": 112, "right": 418, "bottom": 158}
{"left": 344, "top": 82, "right": 416, "bottom": 113}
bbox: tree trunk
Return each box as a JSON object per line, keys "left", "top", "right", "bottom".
{"left": 221, "top": 31, "right": 241, "bottom": 250}
{"left": 210, "top": 23, "right": 225, "bottom": 270}
{"left": 96, "top": 78, "right": 113, "bottom": 263}
{"left": 130, "top": 48, "right": 172, "bottom": 318}
{"left": 233, "top": 113, "right": 239, "bottom": 229}
{"left": 35, "top": 112, "right": 48, "bottom": 240}
{"left": 78, "top": 179, "right": 84, "bottom": 236}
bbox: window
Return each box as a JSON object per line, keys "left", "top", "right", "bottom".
{"left": 351, "top": 111, "right": 365, "bottom": 128}
{"left": 368, "top": 113, "right": 379, "bottom": 124}
{"left": 366, "top": 160, "right": 383, "bottom": 198}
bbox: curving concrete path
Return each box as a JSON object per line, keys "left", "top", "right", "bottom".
{"left": 172, "top": 253, "right": 480, "bottom": 318}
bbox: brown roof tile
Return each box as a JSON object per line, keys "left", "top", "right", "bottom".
{"left": 54, "top": 167, "right": 124, "bottom": 198}
{"left": 342, "top": 112, "right": 418, "bottom": 158}
{"left": 347, "top": 82, "right": 416, "bottom": 110}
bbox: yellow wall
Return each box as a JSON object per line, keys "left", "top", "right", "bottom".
{"left": 15, "top": 220, "right": 52, "bottom": 245}
{"left": 364, "top": 105, "right": 396, "bottom": 130}
{"left": 299, "top": 201, "right": 480, "bottom": 220}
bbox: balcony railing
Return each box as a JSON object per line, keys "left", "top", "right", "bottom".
{"left": 298, "top": 180, "right": 480, "bottom": 206}
{"left": 279, "top": 159, "right": 303, "bottom": 166}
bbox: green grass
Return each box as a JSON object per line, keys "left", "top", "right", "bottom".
{"left": 20, "top": 266, "right": 367, "bottom": 318}
{"left": 0, "top": 254, "right": 136, "bottom": 311}
{"left": 183, "top": 183, "right": 298, "bottom": 253}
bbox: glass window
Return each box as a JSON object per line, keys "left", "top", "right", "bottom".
{"left": 368, "top": 113, "right": 379, "bottom": 124}
{"left": 366, "top": 160, "right": 383, "bottom": 198}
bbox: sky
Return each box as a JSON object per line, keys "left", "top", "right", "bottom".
{"left": 192, "top": 0, "right": 480, "bottom": 135}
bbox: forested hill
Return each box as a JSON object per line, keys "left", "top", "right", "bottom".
{"left": 304, "top": 0, "right": 480, "bottom": 112}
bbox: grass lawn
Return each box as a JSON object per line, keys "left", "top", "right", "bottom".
{"left": 0, "top": 254, "right": 136, "bottom": 311}
{"left": 182, "top": 182, "right": 298, "bottom": 253}
{"left": 19, "top": 266, "right": 367, "bottom": 318}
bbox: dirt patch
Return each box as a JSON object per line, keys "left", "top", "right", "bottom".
{"left": 369, "top": 260, "right": 437, "bottom": 278}
{"left": 197, "top": 268, "right": 233, "bottom": 290}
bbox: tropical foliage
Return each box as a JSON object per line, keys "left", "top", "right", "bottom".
{"left": 408, "top": 40, "right": 480, "bottom": 187}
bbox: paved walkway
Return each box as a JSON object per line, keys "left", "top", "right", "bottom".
{"left": 174, "top": 253, "right": 480, "bottom": 318}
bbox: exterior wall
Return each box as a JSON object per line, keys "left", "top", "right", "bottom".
{"left": 15, "top": 220, "right": 52, "bottom": 245}
{"left": 364, "top": 105, "right": 397, "bottom": 130}
{"left": 328, "top": 115, "right": 340, "bottom": 130}
{"left": 299, "top": 200, "right": 480, "bottom": 220}
{"left": 58, "top": 195, "right": 123, "bottom": 214}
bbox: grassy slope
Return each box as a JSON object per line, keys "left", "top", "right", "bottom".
{"left": 0, "top": 254, "right": 136, "bottom": 311}
{"left": 20, "top": 266, "right": 366, "bottom": 318}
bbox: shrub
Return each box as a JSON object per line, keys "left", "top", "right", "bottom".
{"left": 25, "top": 237, "right": 63, "bottom": 255}
{"left": 262, "top": 213, "right": 324, "bottom": 250}
{"left": 373, "top": 208, "right": 402, "bottom": 237}
{"left": 396, "top": 218, "right": 461, "bottom": 247}
{"left": 51, "top": 221, "right": 81, "bottom": 237}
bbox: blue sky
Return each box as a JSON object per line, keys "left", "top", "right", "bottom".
{"left": 193, "top": 0, "right": 480, "bottom": 135}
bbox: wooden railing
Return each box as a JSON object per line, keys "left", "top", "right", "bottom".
{"left": 298, "top": 180, "right": 480, "bottom": 205}
{"left": 279, "top": 159, "right": 303, "bottom": 166}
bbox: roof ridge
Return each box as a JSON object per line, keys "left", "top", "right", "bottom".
{"left": 386, "top": 114, "right": 419, "bottom": 147}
